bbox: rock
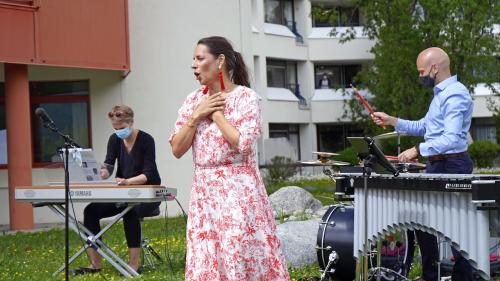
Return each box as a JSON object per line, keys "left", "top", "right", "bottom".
{"left": 269, "top": 186, "right": 323, "bottom": 217}
{"left": 277, "top": 219, "right": 320, "bottom": 268}
{"left": 315, "top": 206, "right": 330, "bottom": 217}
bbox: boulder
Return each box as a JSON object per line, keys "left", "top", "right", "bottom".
{"left": 269, "top": 186, "right": 323, "bottom": 217}
{"left": 277, "top": 219, "right": 320, "bottom": 268}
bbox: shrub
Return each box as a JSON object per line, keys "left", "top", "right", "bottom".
{"left": 264, "top": 156, "right": 297, "bottom": 185}
{"left": 332, "top": 147, "right": 359, "bottom": 165}
{"left": 468, "top": 140, "right": 500, "bottom": 168}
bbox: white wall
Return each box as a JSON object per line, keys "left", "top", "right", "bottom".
{"left": 473, "top": 95, "right": 497, "bottom": 118}
{"left": 0, "top": 0, "right": 254, "bottom": 225}
{"left": 124, "top": 0, "right": 253, "bottom": 219}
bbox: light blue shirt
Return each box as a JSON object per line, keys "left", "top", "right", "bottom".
{"left": 395, "top": 75, "right": 472, "bottom": 157}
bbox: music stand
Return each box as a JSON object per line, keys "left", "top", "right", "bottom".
{"left": 347, "top": 136, "right": 399, "bottom": 177}
{"left": 347, "top": 136, "right": 401, "bottom": 280}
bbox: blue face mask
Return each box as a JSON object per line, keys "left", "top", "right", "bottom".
{"left": 115, "top": 127, "right": 132, "bottom": 139}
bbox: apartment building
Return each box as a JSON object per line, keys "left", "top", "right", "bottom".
{"left": 253, "top": 0, "right": 498, "bottom": 164}
{"left": 0, "top": 0, "right": 497, "bottom": 228}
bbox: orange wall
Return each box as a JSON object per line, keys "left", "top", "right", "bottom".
{"left": 0, "top": 0, "right": 129, "bottom": 70}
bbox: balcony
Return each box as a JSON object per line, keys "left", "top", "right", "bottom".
{"left": 308, "top": 26, "right": 374, "bottom": 61}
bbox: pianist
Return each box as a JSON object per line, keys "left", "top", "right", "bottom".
{"left": 77, "top": 105, "right": 161, "bottom": 275}
{"left": 373, "top": 47, "right": 473, "bottom": 281}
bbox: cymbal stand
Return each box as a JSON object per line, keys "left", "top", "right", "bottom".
{"left": 322, "top": 167, "right": 336, "bottom": 184}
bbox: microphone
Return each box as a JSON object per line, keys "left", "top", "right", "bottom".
{"left": 35, "top": 107, "right": 55, "bottom": 127}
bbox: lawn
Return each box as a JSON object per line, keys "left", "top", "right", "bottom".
{"left": 0, "top": 214, "right": 322, "bottom": 281}
{"left": 1, "top": 178, "right": 498, "bottom": 280}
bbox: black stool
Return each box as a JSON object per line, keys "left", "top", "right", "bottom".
{"left": 139, "top": 206, "right": 163, "bottom": 270}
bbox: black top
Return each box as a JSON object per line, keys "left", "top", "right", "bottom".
{"left": 104, "top": 130, "right": 161, "bottom": 185}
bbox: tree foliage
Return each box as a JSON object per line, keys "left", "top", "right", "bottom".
{"left": 313, "top": 0, "right": 500, "bottom": 150}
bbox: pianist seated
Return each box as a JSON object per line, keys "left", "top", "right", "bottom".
{"left": 76, "top": 105, "right": 161, "bottom": 275}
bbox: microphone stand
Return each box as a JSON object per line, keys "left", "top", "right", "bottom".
{"left": 41, "top": 121, "right": 79, "bottom": 281}
{"left": 358, "top": 137, "right": 399, "bottom": 281}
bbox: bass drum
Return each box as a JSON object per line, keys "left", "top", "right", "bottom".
{"left": 316, "top": 204, "right": 414, "bottom": 280}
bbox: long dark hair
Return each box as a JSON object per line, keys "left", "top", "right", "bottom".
{"left": 197, "top": 36, "right": 250, "bottom": 87}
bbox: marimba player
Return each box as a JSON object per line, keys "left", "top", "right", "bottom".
{"left": 373, "top": 47, "right": 474, "bottom": 281}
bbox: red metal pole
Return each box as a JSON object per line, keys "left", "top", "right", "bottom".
{"left": 5, "top": 63, "right": 33, "bottom": 230}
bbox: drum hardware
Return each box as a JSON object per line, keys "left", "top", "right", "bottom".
{"left": 322, "top": 167, "right": 337, "bottom": 185}
{"left": 319, "top": 221, "right": 335, "bottom": 227}
{"left": 320, "top": 251, "right": 339, "bottom": 281}
{"left": 368, "top": 267, "right": 410, "bottom": 281}
{"left": 316, "top": 203, "right": 412, "bottom": 281}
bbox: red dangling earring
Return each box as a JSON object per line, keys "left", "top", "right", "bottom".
{"left": 218, "top": 70, "right": 225, "bottom": 91}
{"left": 202, "top": 85, "right": 209, "bottom": 94}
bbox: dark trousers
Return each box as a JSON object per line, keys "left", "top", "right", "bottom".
{"left": 415, "top": 155, "right": 474, "bottom": 281}
{"left": 83, "top": 202, "right": 160, "bottom": 248}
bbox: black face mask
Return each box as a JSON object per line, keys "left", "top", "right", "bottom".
{"left": 419, "top": 68, "right": 437, "bottom": 88}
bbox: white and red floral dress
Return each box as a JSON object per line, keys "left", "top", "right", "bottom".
{"left": 170, "top": 86, "right": 290, "bottom": 281}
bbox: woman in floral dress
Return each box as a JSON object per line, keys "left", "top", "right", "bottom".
{"left": 169, "top": 36, "right": 290, "bottom": 281}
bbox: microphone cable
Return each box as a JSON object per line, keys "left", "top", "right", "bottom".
{"left": 174, "top": 197, "right": 188, "bottom": 223}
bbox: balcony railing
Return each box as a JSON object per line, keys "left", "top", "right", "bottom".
{"left": 287, "top": 83, "right": 309, "bottom": 109}
{"left": 285, "top": 21, "right": 304, "bottom": 43}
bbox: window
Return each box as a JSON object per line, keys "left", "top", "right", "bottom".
{"left": 267, "top": 59, "right": 297, "bottom": 89}
{"left": 317, "top": 123, "right": 364, "bottom": 153}
{"left": 474, "top": 125, "right": 497, "bottom": 144}
{"left": 265, "top": 0, "right": 303, "bottom": 42}
{"left": 315, "top": 64, "right": 362, "bottom": 89}
{"left": 267, "top": 59, "right": 307, "bottom": 104}
{"left": 265, "top": 0, "right": 293, "bottom": 27}
{"left": 312, "top": 5, "right": 360, "bottom": 27}
{"left": 267, "top": 60, "right": 287, "bottom": 88}
{"left": 269, "top": 123, "right": 300, "bottom": 160}
{"left": 0, "top": 81, "right": 90, "bottom": 165}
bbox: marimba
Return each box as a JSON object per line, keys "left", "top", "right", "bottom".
{"left": 337, "top": 172, "right": 500, "bottom": 280}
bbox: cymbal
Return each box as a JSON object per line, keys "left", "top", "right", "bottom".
{"left": 312, "top": 151, "right": 339, "bottom": 157}
{"left": 298, "top": 160, "right": 350, "bottom": 166}
{"left": 374, "top": 131, "right": 400, "bottom": 140}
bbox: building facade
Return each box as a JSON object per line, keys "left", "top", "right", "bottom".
{"left": 0, "top": 0, "right": 497, "bottom": 228}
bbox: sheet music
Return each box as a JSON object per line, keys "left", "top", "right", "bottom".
{"left": 60, "top": 148, "right": 103, "bottom": 182}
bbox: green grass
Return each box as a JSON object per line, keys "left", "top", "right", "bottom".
{"left": 0, "top": 217, "right": 187, "bottom": 281}
{"left": 0, "top": 215, "right": 322, "bottom": 281}
{"left": 2, "top": 178, "right": 499, "bottom": 280}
